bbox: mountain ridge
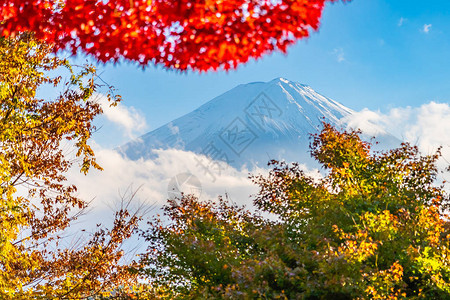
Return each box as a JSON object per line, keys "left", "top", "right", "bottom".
{"left": 119, "top": 78, "right": 398, "bottom": 168}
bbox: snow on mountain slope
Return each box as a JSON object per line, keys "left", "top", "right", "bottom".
{"left": 119, "top": 78, "right": 398, "bottom": 169}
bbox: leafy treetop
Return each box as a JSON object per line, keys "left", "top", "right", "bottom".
{"left": 0, "top": 0, "right": 344, "bottom": 71}
{"left": 141, "top": 124, "right": 450, "bottom": 299}
{"left": 0, "top": 34, "right": 140, "bottom": 298}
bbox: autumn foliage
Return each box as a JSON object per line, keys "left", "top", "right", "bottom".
{"left": 0, "top": 34, "right": 141, "bottom": 298}
{"left": 0, "top": 0, "right": 344, "bottom": 71}
{"left": 141, "top": 124, "right": 450, "bottom": 299}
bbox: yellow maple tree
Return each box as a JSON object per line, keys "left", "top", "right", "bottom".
{"left": 0, "top": 34, "right": 140, "bottom": 299}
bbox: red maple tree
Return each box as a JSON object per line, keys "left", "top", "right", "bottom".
{"left": 1, "top": 0, "right": 343, "bottom": 71}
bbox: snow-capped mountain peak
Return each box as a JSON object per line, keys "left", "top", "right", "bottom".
{"left": 119, "top": 78, "right": 395, "bottom": 168}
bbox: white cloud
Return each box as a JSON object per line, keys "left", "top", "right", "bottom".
{"left": 93, "top": 93, "right": 148, "bottom": 139}
{"left": 398, "top": 17, "right": 406, "bottom": 27}
{"left": 67, "top": 143, "right": 322, "bottom": 216}
{"left": 344, "top": 102, "right": 450, "bottom": 183}
{"left": 401, "top": 102, "right": 450, "bottom": 155}
{"left": 333, "top": 48, "right": 345, "bottom": 63}
{"left": 422, "top": 24, "right": 432, "bottom": 33}
{"left": 341, "top": 108, "right": 387, "bottom": 136}
{"left": 69, "top": 147, "right": 256, "bottom": 210}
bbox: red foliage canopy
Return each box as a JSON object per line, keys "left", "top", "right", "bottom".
{"left": 1, "top": 0, "right": 342, "bottom": 71}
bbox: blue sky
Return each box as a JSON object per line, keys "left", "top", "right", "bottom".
{"left": 82, "top": 0, "right": 450, "bottom": 146}
{"left": 61, "top": 0, "right": 450, "bottom": 212}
